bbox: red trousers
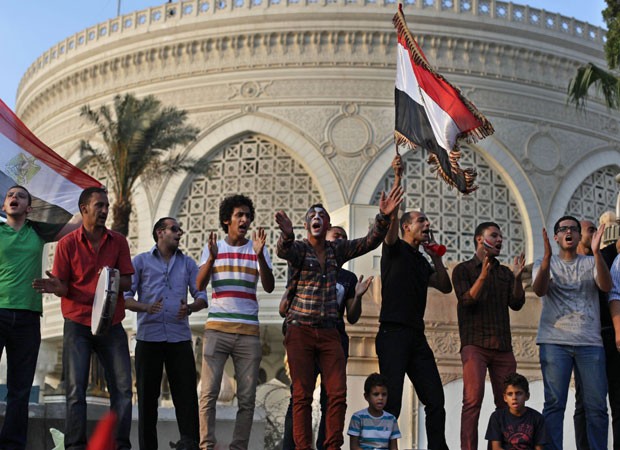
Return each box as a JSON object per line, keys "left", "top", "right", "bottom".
{"left": 285, "top": 324, "right": 346, "bottom": 450}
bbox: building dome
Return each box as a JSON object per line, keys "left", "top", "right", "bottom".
{"left": 15, "top": 0, "right": 619, "bottom": 447}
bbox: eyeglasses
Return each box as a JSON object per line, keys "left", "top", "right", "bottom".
{"left": 556, "top": 226, "right": 579, "bottom": 234}
{"left": 165, "top": 225, "right": 183, "bottom": 233}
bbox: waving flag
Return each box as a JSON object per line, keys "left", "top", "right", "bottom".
{"left": 393, "top": 4, "right": 494, "bottom": 194}
{"left": 0, "top": 99, "right": 102, "bottom": 223}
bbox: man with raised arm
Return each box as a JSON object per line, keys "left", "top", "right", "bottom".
{"left": 0, "top": 185, "right": 79, "bottom": 449}
{"left": 376, "top": 154, "right": 452, "bottom": 450}
{"left": 452, "top": 221, "right": 526, "bottom": 450}
{"left": 196, "top": 194, "right": 274, "bottom": 450}
{"left": 125, "top": 217, "right": 207, "bottom": 450}
{"left": 275, "top": 177, "right": 402, "bottom": 450}
{"left": 533, "top": 216, "right": 611, "bottom": 450}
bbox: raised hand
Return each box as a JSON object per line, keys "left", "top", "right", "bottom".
{"left": 253, "top": 227, "right": 267, "bottom": 255}
{"left": 32, "top": 270, "right": 64, "bottom": 296}
{"left": 392, "top": 154, "right": 403, "bottom": 179}
{"left": 480, "top": 255, "right": 491, "bottom": 279}
{"left": 208, "top": 231, "right": 218, "bottom": 260}
{"left": 542, "top": 228, "right": 552, "bottom": 260}
{"left": 379, "top": 184, "right": 404, "bottom": 217}
{"left": 591, "top": 223, "right": 606, "bottom": 254}
{"left": 355, "top": 275, "right": 374, "bottom": 298}
{"left": 147, "top": 298, "right": 163, "bottom": 315}
{"left": 513, "top": 252, "right": 525, "bottom": 279}
{"left": 275, "top": 210, "right": 294, "bottom": 237}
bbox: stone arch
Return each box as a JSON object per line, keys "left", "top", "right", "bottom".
{"left": 361, "top": 140, "right": 534, "bottom": 264}
{"left": 155, "top": 113, "right": 343, "bottom": 222}
{"left": 548, "top": 148, "right": 620, "bottom": 228}
{"left": 175, "top": 132, "right": 324, "bottom": 283}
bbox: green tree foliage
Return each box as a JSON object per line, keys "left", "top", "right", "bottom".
{"left": 567, "top": 0, "right": 620, "bottom": 110}
{"left": 80, "top": 93, "right": 200, "bottom": 236}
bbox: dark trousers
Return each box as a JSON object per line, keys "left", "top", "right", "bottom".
{"left": 63, "top": 320, "right": 133, "bottom": 450}
{"left": 575, "top": 328, "right": 620, "bottom": 450}
{"left": 376, "top": 323, "right": 448, "bottom": 450}
{"left": 135, "top": 340, "right": 199, "bottom": 450}
{"left": 0, "top": 309, "right": 40, "bottom": 450}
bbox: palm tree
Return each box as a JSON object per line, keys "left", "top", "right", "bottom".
{"left": 567, "top": 0, "right": 620, "bottom": 110}
{"left": 80, "top": 93, "right": 200, "bottom": 236}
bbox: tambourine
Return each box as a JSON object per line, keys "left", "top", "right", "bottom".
{"left": 91, "top": 267, "right": 120, "bottom": 335}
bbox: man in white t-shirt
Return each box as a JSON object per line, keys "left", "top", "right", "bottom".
{"left": 532, "top": 215, "right": 611, "bottom": 450}
{"left": 196, "top": 194, "right": 275, "bottom": 450}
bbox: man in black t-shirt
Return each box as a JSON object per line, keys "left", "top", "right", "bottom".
{"left": 376, "top": 155, "right": 452, "bottom": 450}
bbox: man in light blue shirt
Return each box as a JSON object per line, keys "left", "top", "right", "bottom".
{"left": 125, "top": 217, "right": 207, "bottom": 450}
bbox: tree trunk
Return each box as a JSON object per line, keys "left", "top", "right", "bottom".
{"left": 112, "top": 199, "right": 132, "bottom": 236}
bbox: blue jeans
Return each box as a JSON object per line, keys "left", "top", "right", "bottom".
{"left": 63, "top": 319, "right": 133, "bottom": 450}
{"left": 540, "top": 343, "right": 608, "bottom": 450}
{"left": 0, "top": 309, "right": 40, "bottom": 450}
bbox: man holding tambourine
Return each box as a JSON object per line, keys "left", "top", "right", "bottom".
{"left": 34, "top": 186, "right": 134, "bottom": 450}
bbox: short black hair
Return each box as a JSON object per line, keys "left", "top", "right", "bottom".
{"left": 399, "top": 211, "right": 413, "bottom": 235}
{"left": 305, "top": 204, "right": 330, "bottom": 223}
{"left": 474, "top": 221, "right": 500, "bottom": 249}
{"left": 503, "top": 372, "right": 529, "bottom": 395}
{"left": 219, "top": 195, "right": 255, "bottom": 232}
{"left": 327, "top": 225, "right": 347, "bottom": 239}
{"left": 364, "top": 372, "right": 388, "bottom": 395}
{"left": 152, "top": 217, "right": 176, "bottom": 242}
{"left": 553, "top": 215, "right": 580, "bottom": 235}
{"left": 6, "top": 185, "right": 32, "bottom": 206}
{"left": 78, "top": 187, "right": 107, "bottom": 212}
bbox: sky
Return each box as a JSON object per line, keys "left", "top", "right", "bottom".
{"left": 0, "top": 0, "right": 607, "bottom": 110}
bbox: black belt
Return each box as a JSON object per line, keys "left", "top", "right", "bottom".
{"left": 288, "top": 319, "right": 337, "bottom": 329}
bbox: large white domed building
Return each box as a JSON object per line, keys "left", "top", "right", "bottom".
{"left": 11, "top": 0, "right": 620, "bottom": 447}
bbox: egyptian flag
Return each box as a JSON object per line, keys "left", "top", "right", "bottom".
{"left": 393, "top": 4, "right": 494, "bottom": 194}
{"left": 0, "top": 99, "right": 102, "bottom": 223}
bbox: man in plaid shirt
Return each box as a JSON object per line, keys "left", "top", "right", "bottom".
{"left": 275, "top": 182, "right": 402, "bottom": 450}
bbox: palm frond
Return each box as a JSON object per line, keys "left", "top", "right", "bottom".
{"left": 567, "top": 63, "right": 620, "bottom": 110}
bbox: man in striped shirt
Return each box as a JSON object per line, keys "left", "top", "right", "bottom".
{"left": 275, "top": 182, "right": 403, "bottom": 450}
{"left": 196, "top": 194, "right": 275, "bottom": 450}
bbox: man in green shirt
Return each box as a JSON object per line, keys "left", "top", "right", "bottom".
{"left": 0, "top": 185, "right": 78, "bottom": 449}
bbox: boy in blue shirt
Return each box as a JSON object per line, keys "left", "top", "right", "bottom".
{"left": 348, "top": 373, "right": 401, "bottom": 450}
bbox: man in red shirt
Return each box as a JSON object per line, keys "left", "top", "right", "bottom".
{"left": 34, "top": 187, "right": 134, "bottom": 450}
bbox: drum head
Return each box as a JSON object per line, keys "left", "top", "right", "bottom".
{"left": 91, "top": 267, "right": 120, "bottom": 335}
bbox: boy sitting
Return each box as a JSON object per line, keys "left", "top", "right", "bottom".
{"left": 348, "top": 373, "right": 401, "bottom": 450}
{"left": 485, "top": 372, "right": 547, "bottom": 450}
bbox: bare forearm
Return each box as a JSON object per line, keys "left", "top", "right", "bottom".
{"left": 346, "top": 295, "right": 362, "bottom": 324}
{"left": 532, "top": 259, "right": 550, "bottom": 297}
{"left": 258, "top": 256, "right": 275, "bottom": 293}
{"left": 594, "top": 251, "right": 612, "bottom": 292}
{"left": 124, "top": 298, "right": 148, "bottom": 313}
{"left": 196, "top": 258, "right": 214, "bottom": 291}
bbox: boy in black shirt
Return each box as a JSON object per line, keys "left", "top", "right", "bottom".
{"left": 486, "top": 373, "right": 547, "bottom": 450}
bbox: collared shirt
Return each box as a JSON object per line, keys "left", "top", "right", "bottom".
{"left": 125, "top": 245, "right": 207, "bottom": 342}
{"left": 53, "top": 226, "right": 134, "bottom": 326}
{"left": 452, "top": 255, "right": 524, "bottom": 351}
{"left": 277, "top": 213, "right": 389, "bottom": 326}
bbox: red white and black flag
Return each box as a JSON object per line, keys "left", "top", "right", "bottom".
{"left": 393, "top": 4, "right": 494, "bottom": 194}
{"left": 0, "top": 99, "right": 102, "bottom": 223}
